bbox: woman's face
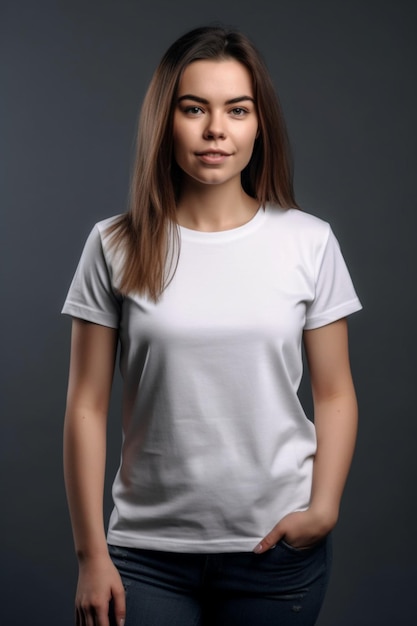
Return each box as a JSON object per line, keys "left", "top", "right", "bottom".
{"left": 173, "top": 59, "right": 258, "bottom": 190}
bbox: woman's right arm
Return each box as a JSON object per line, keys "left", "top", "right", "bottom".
{"left": 63, "top": 318, "right": 125, "bottom": 626}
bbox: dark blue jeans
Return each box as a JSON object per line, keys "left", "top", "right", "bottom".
{"left": 108, "top": 536, "right": 331, "bottom": 625}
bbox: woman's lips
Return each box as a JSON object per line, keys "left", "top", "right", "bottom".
{"left": 195, "top": 151, "right": 231, "bottom": 164}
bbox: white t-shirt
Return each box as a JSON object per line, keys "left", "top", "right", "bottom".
{"left": 62, "top": 205, "right": 362, "bottom": 552}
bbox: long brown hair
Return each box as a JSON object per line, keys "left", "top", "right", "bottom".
{"left": 108, "top": 26, "right": 298, "bottom": 300}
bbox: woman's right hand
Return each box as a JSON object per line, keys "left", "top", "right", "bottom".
{"left": 75, "top": 554, "right": 126, "bottom": 626}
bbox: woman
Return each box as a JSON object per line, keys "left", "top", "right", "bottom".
{"left": 63, "top": 26, "right": 362, "bottom": 626}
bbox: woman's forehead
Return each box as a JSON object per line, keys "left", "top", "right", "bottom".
{"left": 177, "top": 59, "right": 254, "bottom": 100}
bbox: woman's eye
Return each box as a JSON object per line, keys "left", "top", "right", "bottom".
{"left": 231, "top": 107, "right": 248, "bottom": 117}
{"left": 184, "top": 106, "right": 203, "bottom": 115}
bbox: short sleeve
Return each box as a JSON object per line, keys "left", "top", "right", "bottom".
{"left": 304, "top": 227, "right": 362, "bottom": 330}
{"left": 61, "top": 224, "right": 122, "bottom": 328}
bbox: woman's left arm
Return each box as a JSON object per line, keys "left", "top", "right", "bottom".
{"left": 254, "top": 318, "right": 358, "bottom": 553}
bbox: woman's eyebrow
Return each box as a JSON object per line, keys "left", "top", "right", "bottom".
{"left": 226, "top": 95, "right": 255, "bottom": 105}
{"left": 177, "top": 94, "right": 255, "bottom": 105}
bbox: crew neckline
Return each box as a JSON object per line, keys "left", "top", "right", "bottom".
{"left": 178, "top": 205, "right": 268, "bottom": 243}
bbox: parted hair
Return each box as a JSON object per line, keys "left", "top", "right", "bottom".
{"left": 107, "top": 25, "right": 298, "bottom": 300}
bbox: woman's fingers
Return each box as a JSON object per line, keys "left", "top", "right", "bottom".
{"left": 253, "top": 523, "right": 284, "bottom": 553}
{"left": 76, "top": 603, "right": 110, "bottom": 626}
{"left": 112, "top": 585, "right": 126, "bottom": 626}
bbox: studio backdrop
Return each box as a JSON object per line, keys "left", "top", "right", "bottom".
{"left": 1, "top": 1, "right": 416, "bottom": 624}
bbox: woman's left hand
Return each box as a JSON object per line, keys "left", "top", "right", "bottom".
{"left": 253, "top": 508, "right": 337, "bottom": 554}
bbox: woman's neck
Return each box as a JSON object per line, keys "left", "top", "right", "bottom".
{"left": 176, "top": 181, "right": 259, "bottom": 232}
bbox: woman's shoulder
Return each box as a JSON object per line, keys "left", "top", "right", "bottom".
{"left": 94, "top": 214, "right": 124, "bottom": 236}
{"left": 83, "top": 214, "right": 125, "bottom": 255}
{"left": 78, "top": 214, "right": 125, "bottom": 276}
{"left": 265, "top": 205, "right": 331, "bottom": 238}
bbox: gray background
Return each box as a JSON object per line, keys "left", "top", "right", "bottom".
{"left": 1, "top": 0, "right": 416, "bottom": 624}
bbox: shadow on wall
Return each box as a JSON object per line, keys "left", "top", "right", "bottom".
{"left": 333, "top": 565, "right": 417, "bottom": 626}
{"left": 2, "top": 550, "right": 75, "bottom": 626}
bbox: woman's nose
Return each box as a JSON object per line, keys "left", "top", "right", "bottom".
{"left": 203, "top": 114, "right": 226, "bottom": 140}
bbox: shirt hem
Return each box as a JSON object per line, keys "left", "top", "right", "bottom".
{"left": 304, "top": 298, "right": 362, "bottom": 330}
{"left": 107, "top": 532, "right": 261, "bottom": 554}
{"left": 61, "top": 302, "right": 119, "bottom": 328}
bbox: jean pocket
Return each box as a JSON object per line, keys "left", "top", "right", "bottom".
{"left": 108, "top": 544, "right": 130, "bottom": 560}
{"left": 279, "top": 538, "right": 322, "bottom": 553}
